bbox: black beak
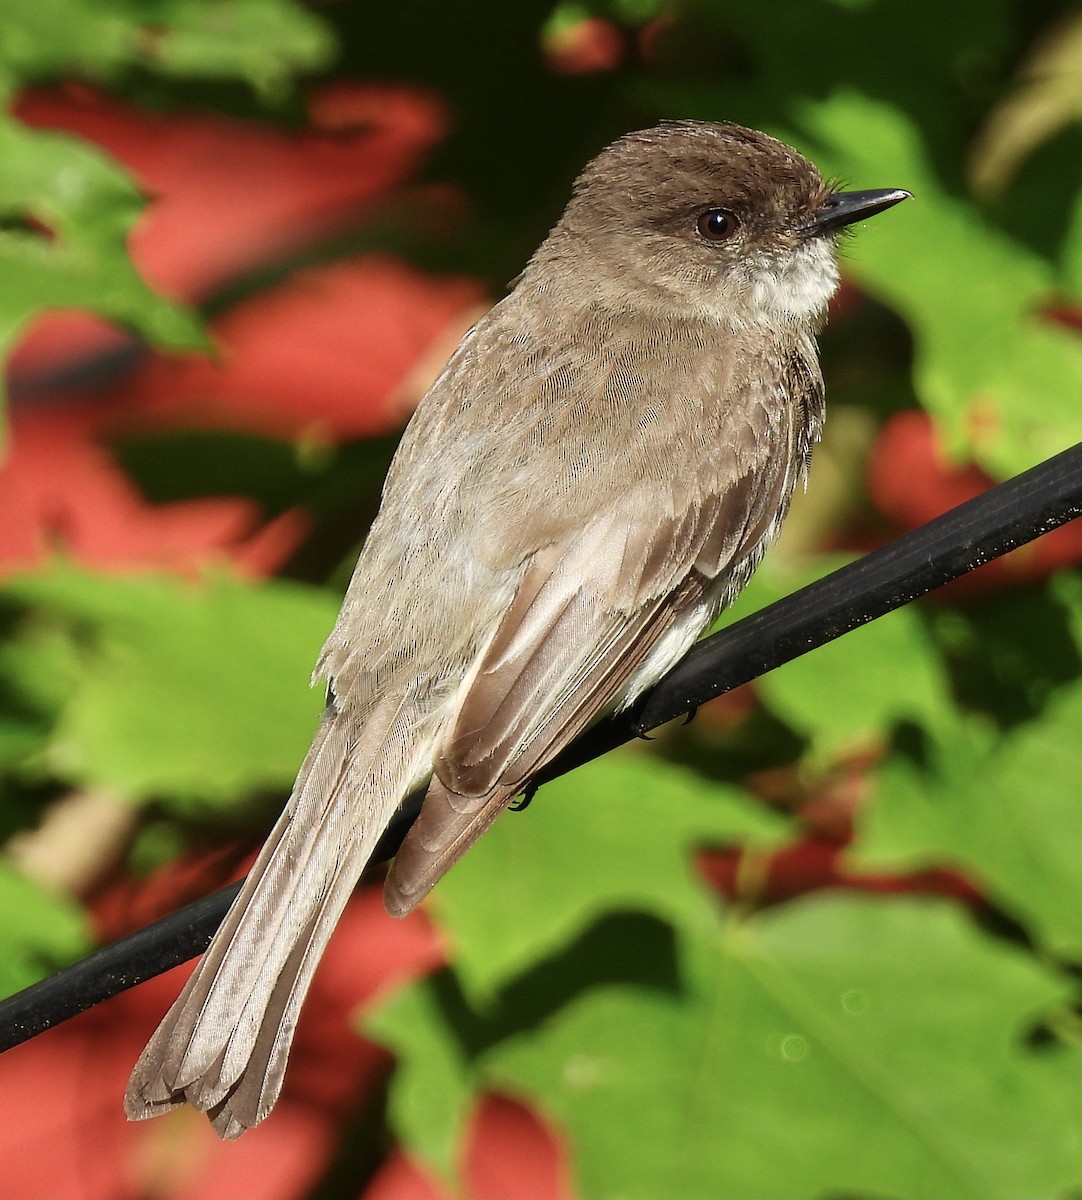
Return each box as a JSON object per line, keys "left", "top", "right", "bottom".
{"left": 808, "top": 188, "right": 911, "bottom": 235}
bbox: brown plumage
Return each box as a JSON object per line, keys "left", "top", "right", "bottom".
{"left": 125, "top": 121, "right": 908, "bottom": 1137}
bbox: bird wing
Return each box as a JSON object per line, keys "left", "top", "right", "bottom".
{"left": 383, "top": 433, "right": 797, "bottom": 916}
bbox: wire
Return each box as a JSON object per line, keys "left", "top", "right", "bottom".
{"left": 2, "top": 439, "right": 1081, "bottom": 1053}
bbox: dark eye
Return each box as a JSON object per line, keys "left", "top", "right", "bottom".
{"left": 696, "top": 208, "right": 739, "bottom": 242}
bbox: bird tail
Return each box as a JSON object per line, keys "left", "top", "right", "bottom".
{"left": 124, "top": 696, "right": 425, "bottom": 1138}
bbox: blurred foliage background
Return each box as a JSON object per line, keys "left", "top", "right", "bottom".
{"left": 4, "top": 0, "right": 1082, "bottom": 1197}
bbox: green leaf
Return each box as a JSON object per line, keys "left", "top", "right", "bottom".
{"left": 0, "top": 0, "right": 332, "bottom": 95}
{"left": 484, "top": 894, "right": 1081, "bottom": 1200}
{"left": 0, "top": 861, "right": 91, "bottom": 996}
{"left": 848, "top": 574, "right": 1082, "bottom": 960}
{"left": 853, "top": 673, "right": 1082, "bottom": 960}
{"left": 717, "top": 559, "right": 953, "bottom": 761}
{"left": 428, "top": 752, "right": 789, "bottom": 1003}
{"left": 0, "top": 618, "right": 67, "bottom": 772}
{"left": 3, "top": 565, "right": 337, "bottom": 808}
{"left": 368, "top": 745, "right": 788, "bottom": 1184}
{"left": 0, "top": 115, "right": 208, "bottom": 389}
{"left": 364, "top": 975, "right": 478, "bottom": 1189}
{"left": 794, "top": 93, "right": 1082, "bottom": 478}
{"left": 367, "top": 909, "right": 686, "bottom": 1187}
{"left": 1061, "top": 178, "right": 1082, "bottom": 296}
{"left": 0, "top": 0, "right": 336, "bottom": 436}
{"left": 0, "top": 0, "right": 136, "bottom": 91}
{"left": 931, "top": 584, "right": 1082, "bottom": 730}
{"left": 146, "top": 0, "right": 335, "bottom": 94}
{"left": 641, "top": 1, "right": 1082, "bottom": 476}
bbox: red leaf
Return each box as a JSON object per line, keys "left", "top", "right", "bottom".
{"left": 543, "top": 18, "right": 625, "bottom": 75}
{"left": 121, "top": 255, "right": 486, "bottom": 441}
{"left": 0, "top": 405, "right": 308, "bottom": 578}
{"left": 866, "top": 410, "right": 1082, "bottom": 595}
{"left": 8, "top": 80, "right": 450, "bottom": 392}
{"left": 0, "top": 872, "right": 445, "bottom": 1200}
{"left": 13, "top": 82, "right": 448, "bottom": 301}
{"left": 366, "top": 1095, "right": 574, "bottom": 1200}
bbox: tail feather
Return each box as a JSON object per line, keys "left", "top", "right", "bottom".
{"left": 383, "top": 775, "right": 517, "bottom": 917}
{"left": 206, "top": 900, "right": 330, "bottom": 1136}
{"left": 125, "top": 697, "right": 429, "bottom": 1136}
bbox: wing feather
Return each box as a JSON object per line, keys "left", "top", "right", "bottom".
{"left": 384, "top": 340, "right": 826, "bottom": 917}
{"left": 384, "top": 475, "right": 765, "bottom": 916}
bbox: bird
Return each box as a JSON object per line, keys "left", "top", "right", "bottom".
{"left": 125, "top": 120, "right": 909, "bottom": 1138}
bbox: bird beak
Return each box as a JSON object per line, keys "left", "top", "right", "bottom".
{"left": 807, "top": 188, "right": 911, "bottom": 235}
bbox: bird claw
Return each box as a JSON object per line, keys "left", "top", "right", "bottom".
{"left": 510, "top": 786, "right": 537, "bottom": 812}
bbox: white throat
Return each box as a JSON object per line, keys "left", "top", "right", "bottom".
{"left": 748, "top": 238, "right": 839, "bottom": 323}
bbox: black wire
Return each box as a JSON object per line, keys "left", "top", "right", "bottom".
{"left": 0, "top": 881, "right": 243, "bottom": 1052}
{"left": 543, "top": 437, "right": 1082, "bottom": 776}
{"left": 2, "top": 439, "right": 1082, "bottom": 1053}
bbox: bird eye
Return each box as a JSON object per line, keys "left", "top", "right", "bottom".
{"left": 696, "top": 208, "right": 739, "bottom": 242}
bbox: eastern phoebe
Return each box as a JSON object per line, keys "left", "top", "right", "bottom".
{"left": 126, "top": 121, "right": 908, "bottom": 1137}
